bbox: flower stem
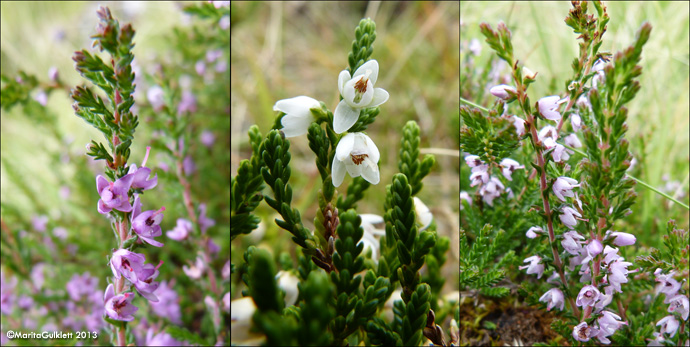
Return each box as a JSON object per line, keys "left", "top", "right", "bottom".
{"left": 460, "top": 97, "right": 489, "bottom": 112}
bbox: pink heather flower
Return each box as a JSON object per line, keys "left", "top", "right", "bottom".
{"left": 538, "top": 125, "right": 558, "bottom": 149}
{"left": 206, "top": 49, "right": 223, "bottom": 63}
{"left": 667, "top": 295, "right": 689, "bottom": 320}
{"left": 131, "top": 195, "right": 165, "bottom": 247}
{"left": 460, "top": 191, "right": 472, "bottom": 210}
{"left": 0, "top": 271, "right": 17, "bottom": 314}
{"left": 215, "top": 60, "right": 228, "bottom": 73}
{"left": 183, "top": 254, "right": 206, "bottom": 280}
{"left": 553, "top": 177, "right": 580, "bottom": 201}
{"left": 198, "top": 203, "right": 216, "bottom": 234}
{"left": 223, "top": 292, "right": 230, "bottom": 313}
{"left": 576, "top": 285, "right": 601, "bottom": 307}
{"left": 573, "top": 321, "right": 599, "bottom": 342}
{"left": 464, "top": 155, "right": 483, "bottom": 168}
{"left": 551, "top": 144, "right": 571, "bottom": 163}
{"left": 167, "top": 218, "right": 193, "bottom": 241}
{"left": 219, "top": 15, "right": 230, "bottom": 30}
{"left": 468, "top": 38, "right": 482, "bottom": 56}
{"left": 104, "top": 284, "right": 138, "bottom": 321}
{"left": 222, "top": 260, "right": 231, "bottom": 280}
{"left": 539, "top": 288, "right": 565, "bottom": 311}
{"left": 526, "top": 226, "right": 543, "bottom": 239}
{"left": 479, "top": 177, "right": 505, "bottom": 206}
{"left": 562, "top": 230, "right": 585, "bottom": 255}
{"left": 608, "top": 260, "right": 633, "bottom": 293}
{"left": 564, "top": 133, "right": 582, "bottom": 148}
{"left": 538, "top": 95, "right": 568, "bottom": 121}
{"left": 594, "top": 286, "right": 615, "bottom": 313}
{"left": 30, "top": 263, "right": 45, "bottom": 290}
{"left": 519, "top": 255, "right": 544, "bottom": 279}
{"left": 146, "top": 328, "right": 183, "bottom": 346}
{"left": 128, "top": 147, "right": 158, "bottom": 190}
{"left": 59, "top": 185, "right": 71, "bottom": 199}
{"left": 177, "top": 91, "right": 197, "bottom": 115}
{"left": 469, "top": 165, "right": 490, "bottom": 186}
{"left": 150, "top": 280, "right": 182, "bottom": 324}
{"left": 655, "top": 270, "right": 681, "bottom": 297}
{"left": 32, "top": 215, "right": 49, "bottom": 232}
{"left": 571, "top": 112, "right": 582, "bottom": 131}
{"left": 66, "top": 272, "right": 99, "bottom": 301}
{"left": 489, "top": 84, "right": 516, "bottom": 100}
{"left": 147, "top": 85, "right": 165, "bottom": 111}
{"left": 657, "top": 315, "right": 679, "bottom": 338}
{"left": 183, "top": 155, "right": 196, "bottom": 176}
{"left": 597, "top": 310, "right": 627, "bottom": 344}
{"left": 97, "top": 174, "right": 135, "bottom": 214}
{"left": 133, "top": 261, "right": 163, "bottom": 302}
{"left": 587, "top": 239, "right": 603, "bottom": 257}
{"left": 34, "top": 90, "right": 48, "bottom": 106}
{"left": 606, "top": 231, "right": 636, "bottom": 247}
{"left": 500, "top": 158, "right": 524, "bottom": 181}
{"left": 48, "top": 66, "right": 59, "bottom": 81}
{"left": 53, "top": 227, "right": 68, "bottom": 240}
{"left": 207, "top": 238, "right": 220, "bottom": 256}
{"left": 110, "top": 249, "right": 146, "bottom": 283}
{"left": 195, "top": 60, "right": 206, "bottom": 75}
{"left": 602, "top": 245, "right": 621, "bottom": 267}
{"left": 559, "top": 206, "right": 582, "bottom": 228}
{"left": 17, "top": 295, "right": 33, "bottom": 310}
{"left": 200, "top": 130, "right": 216, "bottom": 148}
{"left": 511, "top": 115, "right": 525, "bottom": 136}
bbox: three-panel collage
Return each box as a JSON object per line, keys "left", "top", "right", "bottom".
{"left": 0, "top": 1, "right": 688, "bottom": 347}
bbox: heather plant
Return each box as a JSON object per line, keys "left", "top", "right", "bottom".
{"left": 231, "top": 15, "right": 459, "bottom": 346}
{"left": 460, "top": 1, "right": 689, "bottom": 346}
{"left": 1, "top": 2, "right": 229, "bottom": 346}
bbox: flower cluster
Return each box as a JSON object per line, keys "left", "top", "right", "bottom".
{"left": 464, "top": 154, "right": 522, "bottom": 206}
{"left": 273, "top": 59, "right": 389, "bottom": 188}
{"left": 648, "top": 269, "right": 689, "bottom": 345}
{"left": 99, "top": 147, "right": 166, "bottom": 322}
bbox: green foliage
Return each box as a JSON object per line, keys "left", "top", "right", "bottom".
{"left": 459, "top": 225, "right": 511, "bottom": 298}
{"left": 398, "top": 121, "right": 435, "bottom": 196}
{"left": 307, "top": 122, "right": 336, "bottom": 202}
{"left": 297, "top": 271, "right": 336, "bottom": 346}
{"left": 336, "top": 176, "right": 371, "bottom": 211}
{"left": 397, "top": 283, "right": 431, "bottom": 347}
{"left": 347, "top": 18, "right": 377, "bottom": 76}
{"left": 479, "top": 22, "right": 514, "bottom": 65}
{"left": 245, "top": 246, "right": 283, "bottom": 313}
{"left": 231, "top": 126, "right": 265, "bottom": 239}
{"left": 460, "top": 106, "right": 520, "bottom": 165}
{"left": 260, "top": 130, "right": 316, "bottom": 253}
{"left": 165, "top": 326, "right": 211, "bottom": 346}
{"left": 0, "top": 71, "right": 39, "bottom": 110}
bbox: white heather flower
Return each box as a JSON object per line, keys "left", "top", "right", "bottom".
{"left": 539, "top": 288, "right": 565, "bottom": 311}
{"left": 460, "top": 191, "right": 472, "bottom": 210}
{"left": 597, "top": 310, "right": 627, "bottom": 344}
{"left": 608, "top": 259, "right": 633, "bottom": 293}
{"left": 413, "top": 197, "right": 433, "bottom": 231}
{"left": 538, "top": 95, "right": 568, "bottom": 121}
{"left": 334, "top": 60, "right": 389, "bottom": 133}
{"left": 332, "top": 133, "right": 380, "bottom": 187}
{"left": 592, "top": 59, "right": 606, "bottom": 90}
{"left": 573, "top": 321, "right": 599, "bottom": 342}
{"left": 526, "top": 226, "right": 543, "bottom": 239}
{"left": 359, "top": 214, "right": 385, "bottom": 263}
{"left": 576, "top": 94, "right": 591, "bottom": 110}
{"left": 667, "top": 295, "right": 689, "bottom": 320}
{"left": 606, "top": 231, "right": 636, "bottom": 247}
{"left": 276, "top": 271, "right": 299, "bottom": 307}
{"left": 553, "top": 177, "right": 581, "bottom": 202}
{"left": 519, "top": 255, "right": 544, "bottom": 279}
{"left": 564, "top": 134, "right": 582, "bottom": 148}
{"left": 657, "top": 315, "right": 679, "bottom": 338}
{"left": 489, "top": 84, "right": 516, "bottom": 100}
{"left": 469, "top": 38, "right": 482, "bottom": 56}
{"left": 511, "top": 115, "right": 526, "bottom": 136}
{"left": 523, "top": 67, "right": 537, "bottom": 80}
{"left": 499, "top": 158, "right": 524, "bottom": 181}
{"left": 273, "top": 96, "right": 321, "bottom": 137}
{"left": 538, "top": 125, "right": 558, "bottom": 149}
{"left": 576, "top": 285, "right": 601, "bottom": 307}
{"left": 561, "top": 230, "right": 585, "bottom": 255}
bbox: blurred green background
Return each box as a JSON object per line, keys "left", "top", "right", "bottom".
{"left": 460, "top": 1, "right": 690, "bottom": 244}
{"left": 231, "top": 1, "right": 460, "bottom": 293}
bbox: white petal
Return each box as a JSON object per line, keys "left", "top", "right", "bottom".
{"left": 332, "top": 156, "right": 346, "bottom": 187}
{"left": 353, "top": 60, "right": 379, "bottom": 85}
{"left": 338, "top": 70, "right": 350, "bottom": 94}
{"left": 343, "top": 78, "right": 373, "bottom": 108}
{"left": 361, "top": 133, "right": 380, "bottom": 163}
{"left": 273, "top": 96, "right": 319, "bottom": 114}
{"left": 345, "top": 161, "right": 363, "bottom": 177}
{"left": 360, "top": 214, "right": 384, "bottom": 225}
{"left": 280, "top": 114, "right": 311, "bottom": 137}
{"left": 369, "top": 88, "right": 389, "bottom": 107}
{"left": 360, "top": 162, "right": 379, "bottom": 185}
{"left": 333, "top": 100, "right": 360, "bottom": 134}
{"left": 335, "top": 133, "right": 356, "bottom": 160}
{"left": 414, "top": 197, "right": 433, "bottom": 230}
